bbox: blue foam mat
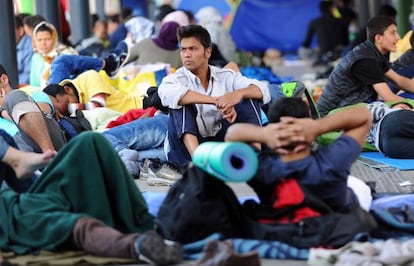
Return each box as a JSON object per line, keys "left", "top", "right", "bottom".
{"left": 360, "top": 152, "right": 414, "bottom": 170}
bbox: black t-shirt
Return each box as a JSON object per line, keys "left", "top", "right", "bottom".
{"left": 350, "top": 58, "right": 390, "bottom": 102}
{"left": 351, "top": 58, "right": 389, "bottom": 85}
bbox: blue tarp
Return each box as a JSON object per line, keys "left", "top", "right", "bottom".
{"left": 177, "top": 0, "right": 231, "bottom": 18}
{"left": 121, "top": 0, "right": 148, "bottom": 16}
{"left": 230, "top": 0, "right": 319, "bottom": 53}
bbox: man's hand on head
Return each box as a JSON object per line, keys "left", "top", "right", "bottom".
{"left": 279, "top": 117, "right": 319, "bottom": 145}
{"left": 262, "top": 118, "right": 306, "bottom": 153}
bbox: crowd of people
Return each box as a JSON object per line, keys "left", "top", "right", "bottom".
{"left": 2, "top": 0, "right": 414, "bottom": 265}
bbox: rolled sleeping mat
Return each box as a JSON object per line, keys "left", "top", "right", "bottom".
{"left": 192, "top": 142, "right": 258, "bottom": 182}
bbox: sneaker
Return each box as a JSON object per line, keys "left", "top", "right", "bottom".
{"left": 123, "top": 160, "right": 140, "bottom": 179}
{"left": 146, "top": 175, "right": 175, "bottom": 186}
{"left": 139, "top": 158, "right": 161, "bottom": 180}
{"left": 155, "top": 162, "right": 182, "bottom": 181}
{"left": 146, "top": 162, "right": 182, "bottom": 186}
{"left": 134, "top": 231, "right": 182, "bottom": 265}
{"left": 103, "top": 41, "right": 129, "bottom": 78}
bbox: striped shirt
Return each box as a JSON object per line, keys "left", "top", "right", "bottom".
{"left": 366, "top": 102, "right": 399, "bottom": 151}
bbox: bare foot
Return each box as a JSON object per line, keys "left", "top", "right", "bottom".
{"left": 3, "top": 147, "right": 56, "bottom": 179}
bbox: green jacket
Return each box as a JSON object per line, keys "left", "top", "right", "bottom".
{"left": 0, "top": 132, "right": 154, "bottom": 254}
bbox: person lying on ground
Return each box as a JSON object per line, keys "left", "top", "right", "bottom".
{"left": 366, "top": 100, "right": 414, "bottom": 159}
{"left": 44, "top": 67, "right": 146, "bottom": 114}
{"left": 47, "top": 40, "right": 129, "bottom": 84}
{"left": 102, "top": 113, "right": 169, "bottom": 177}
{"left": 0, "top": 131, "right": 182, "bottom": 265}
{"left": 0, "top": 64, "right": 66, "bottom": 153}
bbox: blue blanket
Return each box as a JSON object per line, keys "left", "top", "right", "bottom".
{"left": 359, "top": 152, "right": 414, "bottom": 171}
{"left": 142, "top": 192, "right": 309, "bottom": 260}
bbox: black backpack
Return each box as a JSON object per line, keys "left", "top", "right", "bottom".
{"left": 58, "top": 109, "right": 92, "bottom": 140}
{"left": 156, "top": 165, "right": 249, "bottom": 243}
{"left": 156, "top": 165, "right": 377, "bottom": 248}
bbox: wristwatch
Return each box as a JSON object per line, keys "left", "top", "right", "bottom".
{"left": 0, "top": 106, "right": 6, "bottom": 119}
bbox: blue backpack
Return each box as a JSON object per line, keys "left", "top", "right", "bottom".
{"left": 370, "top": 194, "right": 414, "bottom": 238}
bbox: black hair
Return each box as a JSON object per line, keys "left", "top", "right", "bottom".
{"left": 14, "top": 15, "right": 24, "bottom": 29}
{"left": 91, "top": 14, "right": 99, "bottom": 26}
{"left": 93, "top": 19, "right": 107, "bottom": 29}
{"left": 319, "top": 1, "right": 333, "bottom": 15}
{"left": 108, "top": 14, "right": 121, "bottom": 23}
{"left": 64, "top": 82, "right": 80, "bottom": 102}
{"left": 43, "top": 84, "right": 65, "bottom": 97}
{"left": 390, "top": 101, "right": 414, "bottom": 109}
{"left": 121, "top": 7, "right": 133, "bottom": 20}
{"left": 0, "top": 64, "right": 7, "bottom": 76}
{"left": 177, "top": 25, "right": 212, "bottom": 49}
{"left": 366, "top": 16, "right": 396, "bottom": 43}
{"left": 155, "top": 4, "right": 175, "bottom": 21}
{"left": 23, "top": 15, "right": 45, "bottom": 30}
{"left": 44, "top": 83, "right": 80, "bottom": 102}
{"left": 378, "top": 4, "right": 397, "bottom": 19}
{"left": 267, "top": 97, "right": 310, "bottom": 123}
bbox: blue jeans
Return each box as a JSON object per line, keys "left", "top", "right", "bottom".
{"left": 49, "top": 54, "right": 103, "bottom": 84}
{"left": 379, "top": 110, "right": 414, "bottom": 158}
{"left": 167, "top": 99, "right": 262, "bottom": 167}
{"left": 0, "top": 130, "right": 36, "bottom": 192}
{"left": 102, "top": 114, "right": 169, "bottom": 161}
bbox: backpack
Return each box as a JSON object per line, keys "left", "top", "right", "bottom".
{"left": 242, "top": 178, "right": 377, "bottom": 248}
{"left": 370, "top": 194, "right": 414, "bottom": 239}
{"left": 58, "top": 109, "right": 92, "bottom": 140}
{"left": 156, "top": 165, "right": 249, "bottom": 244}
{"left": 156, "top": 165, "right": 378, "bottom": 248}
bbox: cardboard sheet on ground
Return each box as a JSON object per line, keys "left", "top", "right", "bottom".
{"left": 359, "top": 152, "right": 414, "bottom": 171}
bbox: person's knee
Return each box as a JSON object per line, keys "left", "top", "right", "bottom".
{"left": 169, "top": 106, "right": 198, "bottom": 135}
{"left": 234, "top": 99, "right": 261, "bottom": 124}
